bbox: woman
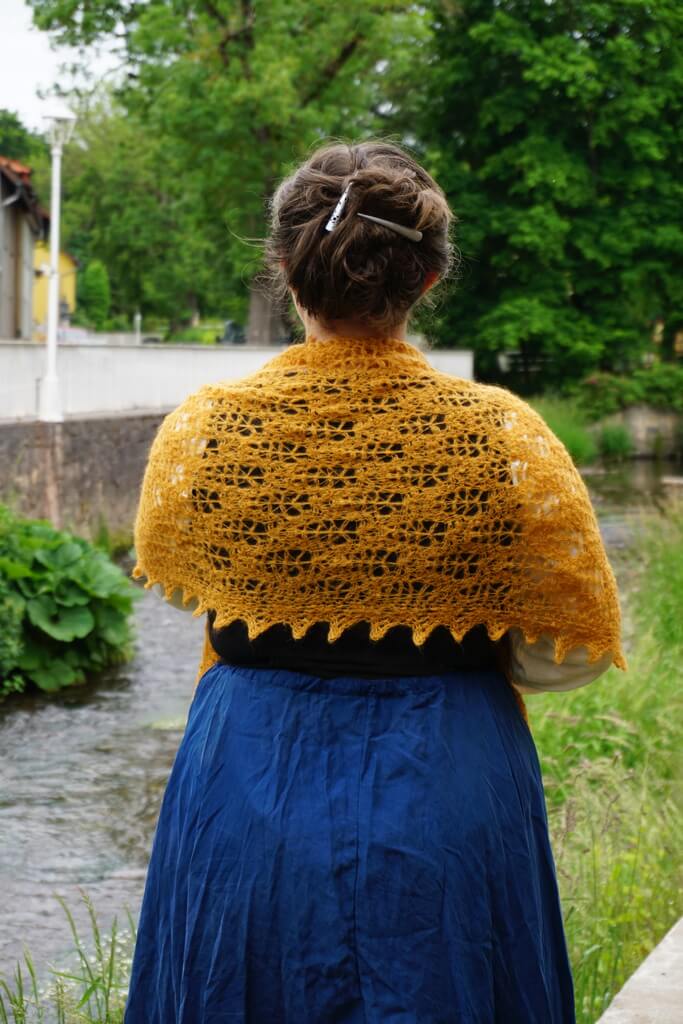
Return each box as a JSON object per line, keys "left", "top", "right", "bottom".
{"left": 125, "top": 140, "right": 626, "bottom": 1023}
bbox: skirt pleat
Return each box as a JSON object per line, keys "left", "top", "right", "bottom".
{"left": 124, "top": 664, "right": 575, "bottom": 1023}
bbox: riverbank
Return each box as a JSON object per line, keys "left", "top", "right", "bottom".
{"left": 529, "top": 509, "right": 683, "bottom": 1023}
{"left": 530, "top": 394, "right": 683, "bottom": 463}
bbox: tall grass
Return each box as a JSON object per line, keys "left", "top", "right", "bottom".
{"left": 1, "top": 514, "right": 681, "bottom": 1023}
{"left": 0, "top": 892, "right": 134, "bottom": 1024}
{"left": 529, "top": 395, "right": 598, "bottom": 465}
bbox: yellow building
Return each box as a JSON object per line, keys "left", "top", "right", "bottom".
{"left": 32, "top": 241, "right": 77, "bottom": 341}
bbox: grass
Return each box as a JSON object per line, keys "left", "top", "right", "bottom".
{"left": 529, "top": 395, "right": 599, "bottom": 465}
{"left": 595, "top": 422, "right": 635, "bottom": 462}
{"left": 0, "top": 891, "right": 134, "bottom": 1023}
{"left": 1, "top": 513, "right": 682, "bottom": 1023}
{"left": 531, "top": 394, "right": 639, "bottom": 466}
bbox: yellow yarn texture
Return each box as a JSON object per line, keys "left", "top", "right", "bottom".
{"left": 133, "top": 334, "right": 626, "bottom": 681}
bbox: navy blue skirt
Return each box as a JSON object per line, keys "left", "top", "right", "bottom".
{"left": 124, "top": 663, "right": 575, "bottom": 1023}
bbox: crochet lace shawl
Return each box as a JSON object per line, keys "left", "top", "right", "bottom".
{"left": 132, "top": 334, "right": 626, "bottom": 682}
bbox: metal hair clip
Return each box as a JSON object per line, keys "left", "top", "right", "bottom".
{"left": 325, "top": 183, "right": 353, "bottom": 232}
{"left": 357, "top": 213, "right": 423, "bottom": 243}
{"left": 325, "top": 181, "right": 423, "bottom": 242}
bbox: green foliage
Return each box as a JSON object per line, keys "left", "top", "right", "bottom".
{"left": 78, "top": 260, "right": 111, "bottom": 330}
{"left": 0, "top": 891, "right": 134, "bottom": 1023}
{"left": 596, "top": 423, "right": 634, "bottom": 462}
{"left": 572, "top": 363, "right": 683, "bottom": 421}
{"left": 102, "top": 314, "right": 131, "bottom": 332}
{"left": 529, "top": 395, "right": 598, "bottom": 465}
{"left": 422, "top": 0, "right": 683, "bottom": 385}
{"left": 28, "top": 2, "right": 432, "bottom": 327}
{"left": 168, "top": 325, "right": 223, "bottom": 345}
{"left": 528, "top": 512, "right": 683, "bottom": 1022}
{"left": 0, "top": 109, "right": 48, "bottom": 166}
{"left": 0, "top": 505, "right": 137, "bottom": 698}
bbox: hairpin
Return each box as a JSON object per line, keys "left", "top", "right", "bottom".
{"left": 324, "top": 181, "right": 423, "bottom": 242}
{"left": 325, "top": 183, "right": 353, "bottom": 232}
{"left": 357, "top": 213, "right": 423, "bottom": 243}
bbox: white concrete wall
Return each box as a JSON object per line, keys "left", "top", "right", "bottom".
{"left": 0, "top": 341, "right": 474, "bottom": 420}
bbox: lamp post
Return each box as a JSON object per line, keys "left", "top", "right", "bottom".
{"left": 39, "top": 106, "right": 76, "bottom": 422}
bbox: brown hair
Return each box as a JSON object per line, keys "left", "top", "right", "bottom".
{"left": 264, "top": 139, "right": 457, "bottom": 337}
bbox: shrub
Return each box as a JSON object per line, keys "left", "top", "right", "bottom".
{"left": 78, "top": 260, "right": 111, "bottom": 331}
{"left": 168, "top": 325, "right": 222, "bottom": 344}
{"left": 529, "top": 396, "right": 598, "bottom": 466}
{"left": 572, "top": 363, "right": 683, "bottom": 421}
{"left": 0, "top": 505, "right": 137, "bottom": 698}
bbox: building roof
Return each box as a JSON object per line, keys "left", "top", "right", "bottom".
{"left": 0, "top": 155, "right": 46, "bottom": 236}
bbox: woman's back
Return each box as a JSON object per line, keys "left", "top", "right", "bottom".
{"left": 124, "top": 139, "right": 624, "bottom": 1024}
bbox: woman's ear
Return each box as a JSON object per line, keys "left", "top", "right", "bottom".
{"left": 421, "top": 271, "right": 439, "bottom": 295}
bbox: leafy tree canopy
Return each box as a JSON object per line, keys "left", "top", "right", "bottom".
{"left": 29, "top": 0, "right": 433, "bottom": 330}
{"left": 422, "top": 0, "right": 683, "bottom": 387}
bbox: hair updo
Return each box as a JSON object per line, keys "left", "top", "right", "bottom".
{"left": 264, "top": 139, "right": 457, "bottom": 337}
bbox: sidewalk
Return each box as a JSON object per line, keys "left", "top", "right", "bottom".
{"left": 597, "top": 916, "right": 683, "bottom": 1023}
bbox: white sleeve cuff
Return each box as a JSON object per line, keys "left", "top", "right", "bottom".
{"left": 508, "top": 626, "right": 613, "bottom": 692}
{"left": 150, "top": 582, "right": 200, "bottom": 613}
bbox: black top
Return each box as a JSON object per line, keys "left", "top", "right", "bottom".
{"left": 208, "top": 612, "right": 502, "bottom": 678}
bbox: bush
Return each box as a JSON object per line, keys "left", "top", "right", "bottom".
{"left": 0, "top": 505, "right": 137, "bottom": 698}
{"left": 167, "top": 325, "right": 222, "bottom": 344}
{"left": 571, "top": 363, "right": 683, "bottom": 421}
{"left": 529, "top": 396, "right": 598, "bottom": 466}
{"left": 596, "top": 423, "right": 634, "bottom": 462}
{"left": 102, "top": 313, "right": 132, "bottom": 332}
{"left": 78, "top": 260, "right": 111, "bottom": 331}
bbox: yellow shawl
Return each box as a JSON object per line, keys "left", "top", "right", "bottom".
{"left": 132, "top": 334, "right": 626, "bottom": 688}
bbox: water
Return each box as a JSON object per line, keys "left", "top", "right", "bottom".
{"left": 0, "top": 460, "right": 680, "bottom": 978}
{"left": 0, "top": 597, "right": 203, "bottom": 976}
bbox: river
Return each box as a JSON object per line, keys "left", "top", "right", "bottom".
{"left": 0, "top": 459, "right": 680, "bottom": 978}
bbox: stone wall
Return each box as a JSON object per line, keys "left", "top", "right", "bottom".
{"left": 0, "top": 412, "right": 165, "bottom": 538}
{"left": 599, "top": 404, "right": 683, "bottom": 458}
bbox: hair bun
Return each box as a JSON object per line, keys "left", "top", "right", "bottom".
{"left": 265, "top": 140, "right": 457, "bottom": 335}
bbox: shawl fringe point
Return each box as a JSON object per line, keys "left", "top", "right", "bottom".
{"left": 130, "top": 570, "right": 627, "bottom": 674}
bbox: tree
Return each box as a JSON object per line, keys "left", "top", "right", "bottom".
{"left": 30, "top": 0, "right": 433, "bottom": 339}
{"left": 78, "top": 259, "right": 111, "bottom": 328}
{"left": 55, "top": 91, "right": 233, "bottom": 330}
{"left": 422, "top": 0, "right": 683, "bottom": 389}
{"left": 0, "top": 109, "right": 45, "bottom": 163}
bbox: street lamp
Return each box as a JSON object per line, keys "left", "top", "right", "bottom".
{"left": 38, "top": 105, "right": 76, "bottom": 422}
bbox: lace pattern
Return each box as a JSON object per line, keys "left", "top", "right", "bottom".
{"left": 133, "top": 334, "right": 626, "bottom": 678}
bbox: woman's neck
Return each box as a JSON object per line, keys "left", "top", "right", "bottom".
{"left": 299, "top": 312, "right": 409, "bottom": 343}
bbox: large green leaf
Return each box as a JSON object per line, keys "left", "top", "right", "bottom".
{"left": 93, "top": 604, "right": 131, "bottom": 647}
{"left": 54, "top": 580, "right": 92, "bottom": 607}
{"left": 27, "top": 597, "right": 95, "bottom": 641}
{"left": 71, "top": 557, "right": 129, "bottom": 599}
{"left": 28, "top": 659, "right": 82, "bottom": 692}
{"left": 0, "top": 556, "right": 32, "bottom": 580}
{"left": 34, "top": 541, "right": 84, "bottom": 572}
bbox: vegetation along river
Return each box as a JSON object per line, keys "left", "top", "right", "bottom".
{"left": 0, "top": 459, "right": 679, "bottom": 976}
